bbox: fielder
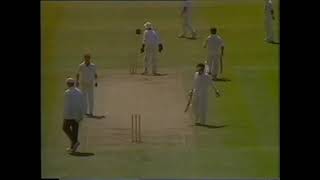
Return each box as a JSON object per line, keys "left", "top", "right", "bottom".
{"left": 264, "top": 0, "right": 275, "bottom": 43}
{"left": 188, "top": 63, "right": 220, "bottom": 125}
{"left": 76, "top": 53, "right": 98, "bottom": 117}
{"left": 179, "top": 0, "right": 197, "bottom": 39}
{"left": 140, "top": 22, "right": 163, "bottom": 75}
{"left": 63, "top": 78, "right": 85, "bottom": 153}
{"left": 203, "top": 27, "right": 225, "bottom": 80}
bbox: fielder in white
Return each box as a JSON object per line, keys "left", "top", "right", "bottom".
{"left": 76, "top": 53, "right": 98, "bottom": 117}
{"left": 140, "top": 22, "right": 163, "bottom": 75}
{"left": 264, "top": 0, "right": 275, "bottom": 43}
{"left": 63, "top": 78, "right": 85, "bottom": 153}
{"left": 203, "top": 27, "right": 225, "bottom": 80}
{"left": 189, "top": 63, "right": 220, "bottom": 125}
{"left": 179, "top": 0, "right": 197, "bottom": 39}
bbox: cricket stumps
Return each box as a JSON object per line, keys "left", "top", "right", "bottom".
{"left": 129, "top": 64, "right": 138, "bottom": 74}
{"left": 131, "top": 113, "right": 142, "bottom": 143}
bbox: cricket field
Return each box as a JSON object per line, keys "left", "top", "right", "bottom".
{"left": 41, "top": 0, "right": 279, "bottom": 178}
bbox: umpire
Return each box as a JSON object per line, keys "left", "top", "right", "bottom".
{"left": 63, "top": 78, "right": 85, "bottom": 153}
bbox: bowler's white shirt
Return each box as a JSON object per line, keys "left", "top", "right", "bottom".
{"left": 77, "top": 62, "right": 97, "bottom": 84}
{"left": 265, "top": 0, "right": 273, "bottom": 17}
{"left": 143, "top": 29, "right": 160, "bottom": 47}
{"left": 193, "top": 72, "right": 213, "bottom": 96}
{"left": 63, "top": 87, "right": 85, "bottom": 121}
{"left": 183, "top": 0, "right": 192, "bottom": 17}
{"left": 204, "top": 35, "right": 225, "bottom": 55}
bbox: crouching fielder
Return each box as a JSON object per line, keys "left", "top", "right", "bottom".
{"left": 140, "top": 22, "right": 163, "bottom": 75}
{"left": 63, "top": 78, "right": 85, "bottom": 153}
{"left": 188, "top": 63, "right": 220, "bottom": 125}
{"left": 203, "top": 27, "right": 225, "bottom": 80}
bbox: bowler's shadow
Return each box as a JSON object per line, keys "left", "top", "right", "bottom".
{"left": 195, "top": 123, "right": 228, "bottom": 129}
{"left": 153, "top": 73, "right": 168, "bottom": 76}
{"left": 186, "top": 37, "right": 197, "bottom": 40}
{"left": 142, "top": 73, "right": 168, "bottom": 76}
{"left": 69, "top": 152, "right": 95, "bottom": 157}
{"left": 213, "top": 78, "right": 231, "bottom": 82}
{"left": 270, "top": 41, "right": 280, "bottom": 44}
{"left": 86, "top": 115, "right": 105, "bottom": 119}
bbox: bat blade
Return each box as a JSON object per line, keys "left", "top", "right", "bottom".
{"left": 184, "top": 103, "right": 192, "bottom": 112}
{"left": 184, "top": 93, "right": 193, "bottom": 112}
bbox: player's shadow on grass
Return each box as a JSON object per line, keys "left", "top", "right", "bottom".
{"left": 195, "top": 123, "right": 228, "bottom": 129}
{"left": 142, "top": 73, "right": 168, "bottom": 76}
{"left": 186, "top": 37, "right": 197, "bottom": 40}
{"left": 213, "top": 78, "right": 231, "bottom": 82}
{"left": 86, "top": 115, "right": 105, "bottom": 119}
{"left": 69, "top": 152, "right": 95, "bottom": 157}
{"left": 270, "top": 41, "right": 280, "bottom": 44}
{"left": 153, "top": 73, "right": 168, "bottom": 76}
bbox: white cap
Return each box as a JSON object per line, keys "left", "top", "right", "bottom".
{"left": 144, "top": 22, "right": 152, "bottom": 29}
{"left": 66, "top": 77, "right": 75, "bottom": 84}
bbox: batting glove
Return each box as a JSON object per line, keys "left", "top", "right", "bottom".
{"left": 158, "top": 44, "right": 163, "bottom": 52}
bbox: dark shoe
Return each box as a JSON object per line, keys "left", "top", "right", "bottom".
{"left": 141, "top": 72, "right": 148, "bottom": 75}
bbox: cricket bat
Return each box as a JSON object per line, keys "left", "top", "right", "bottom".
{"left": 220, "top": 56, "right": 223, "bottom": 74}
{"left": 184, "top": 91, "right": 193, "bottom": 112}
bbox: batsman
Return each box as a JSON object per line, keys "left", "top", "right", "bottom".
{"left": 185, "top": 63, "right": 220, "bottom": 125}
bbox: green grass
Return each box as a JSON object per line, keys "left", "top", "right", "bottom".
{"left": 41, "top": 0, "right": 279, "bottom": 178}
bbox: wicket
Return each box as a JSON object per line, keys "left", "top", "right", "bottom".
{"left": 131, "top": 113, "right": 142, "bottom": 143}
{"left": 129, "top": 64, "right": 137, "bottom": 74}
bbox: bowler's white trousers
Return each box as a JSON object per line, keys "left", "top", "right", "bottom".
{"left": 193, "top": 92, "right": 209, "bottom": 124}
{"left": 265, "top": 16, "right": 274, "bottom": 41}
{"left": 144, "top": 46, "right": 158, "bottom": 73}
{"left": 208, "top": 54, "right": 221, "bottom": 76}
{"left": 181, "top": 16, "right": 195, "bottom": 35}
{"left": 80, "top": 82, "right": 94, "bottom": 114}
